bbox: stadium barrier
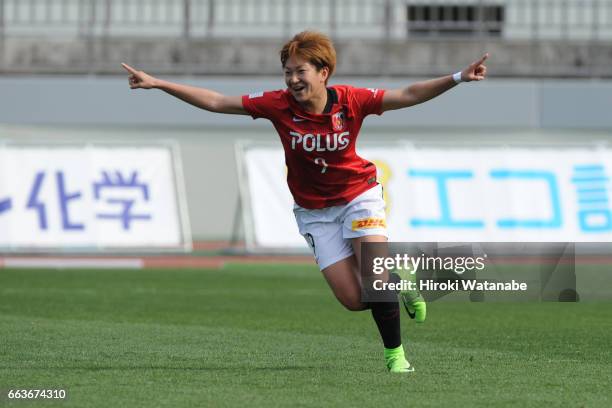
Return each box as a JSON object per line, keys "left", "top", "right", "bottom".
{"left": 0, "top": 140, "right": 192, "bottom": 252}
{"left": 0, "top": 0, "right": 611, "bottom": 76}
{"left": 2, "top": 0, "right": 609, "bottom": 40}
{"left": 236, "top": 141, "right": 612, "bottom": 252}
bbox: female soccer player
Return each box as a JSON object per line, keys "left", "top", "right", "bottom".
{"left": 122, "top": 31, "right": 488, "bottom": 373}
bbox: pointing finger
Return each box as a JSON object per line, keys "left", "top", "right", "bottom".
{"left": 121, "top": 63, "right": 138, "bottom": 75}
{"left": 475, "top": 53, "right": 489, "bottom": 66}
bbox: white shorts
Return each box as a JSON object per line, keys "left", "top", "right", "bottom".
{"left": 293, "top": 184, "right": 388, "bottom": 270}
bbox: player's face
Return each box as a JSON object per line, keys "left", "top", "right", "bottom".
{"left": 284, "top": 56, "right": 328, "bottom": 103}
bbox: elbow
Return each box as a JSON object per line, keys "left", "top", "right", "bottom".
{"left": 207, "top": 98, "right": 221, "bottom": 113}
{"left": 401, "top": 94, "right": 420, "bottom": 108}
{"left": 401, "top": 88, "right": 422, "bottom": 108}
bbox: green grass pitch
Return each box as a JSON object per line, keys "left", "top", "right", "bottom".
{"left": 0, "top": 265, "right": 610, "bottom": 407}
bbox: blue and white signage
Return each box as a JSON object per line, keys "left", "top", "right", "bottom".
{"left": 0, "top": 144, "right": 191, "bottom": 250}
{"left": 240, "top": 144, "right": 612, "bottom": 250}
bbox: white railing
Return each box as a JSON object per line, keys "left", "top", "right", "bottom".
{"left": 0, "top": 0, "right": 610, "bottom": 77}
{"left": 1, "top": 0, "right": 610, "bottom": 40}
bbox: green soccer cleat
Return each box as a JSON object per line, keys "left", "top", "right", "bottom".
{"left": 384, "top": 345, "right": 415, "bottom": 373}
{"left": 387, "top": 357, "right": 415, "bottom": 373}
{"left": 402, "top": 298, "right": 426, "bottom": 323}
{"left": 393, "top": 268, "right": 427, "bottom": 323}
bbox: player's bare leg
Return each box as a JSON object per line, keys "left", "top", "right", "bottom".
{"left": 319, "top": 233, "right": 391, "bottom": 311}
{"left": 320, "top": 255, "right": 367, "bottom": 311}
{"left": 352, "top": 234, "right": 426, "bottom": 323}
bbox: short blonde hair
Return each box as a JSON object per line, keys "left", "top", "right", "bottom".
{"left": 280, "top": 31, "right": 337, "bottom": 83}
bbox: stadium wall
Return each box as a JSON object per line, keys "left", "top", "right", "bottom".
{"left": 1, "top": 76, "right": 611, "bottom": 240}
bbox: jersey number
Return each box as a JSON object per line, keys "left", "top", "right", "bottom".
{"left": 314, "top": 157, "right": 328, "bottom": 174}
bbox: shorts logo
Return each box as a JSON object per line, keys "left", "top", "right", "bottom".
{"left": 331, "top": 112, "right": 344, "bottom": 131}
{"left": 351, "top": 217, "right": 386, "bottom": 230}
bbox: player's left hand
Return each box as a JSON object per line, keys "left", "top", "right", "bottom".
{"left": 461, "top": 53, "right": 489, "bottom": 82}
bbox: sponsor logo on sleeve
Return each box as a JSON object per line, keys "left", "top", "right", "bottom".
{"left": 351, "top": 217, "right": 386, "bottom": 230}
{"left": 249, "top": 91, "right": 264, "bottom": 99}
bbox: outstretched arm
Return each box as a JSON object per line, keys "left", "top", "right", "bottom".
{"left": 121, "top": 63, "right": 248, "bottom": 115}
{"left": 381, "top": 53, "right": 488, "bottom": 112}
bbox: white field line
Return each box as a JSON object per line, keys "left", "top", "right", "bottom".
{"left": 0, "top": 257, "right": 144, "bottom": 269}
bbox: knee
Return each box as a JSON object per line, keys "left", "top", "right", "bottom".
{"left": 339, "top": 298, "right": 368, "bottom": 312}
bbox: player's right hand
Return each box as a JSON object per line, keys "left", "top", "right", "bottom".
{"left": 121, "top": 63, "right": 157, "bottom": 89}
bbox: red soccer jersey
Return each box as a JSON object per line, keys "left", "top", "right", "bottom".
{"left": 242, "top": 84, "right": 385, "bottom": 209}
